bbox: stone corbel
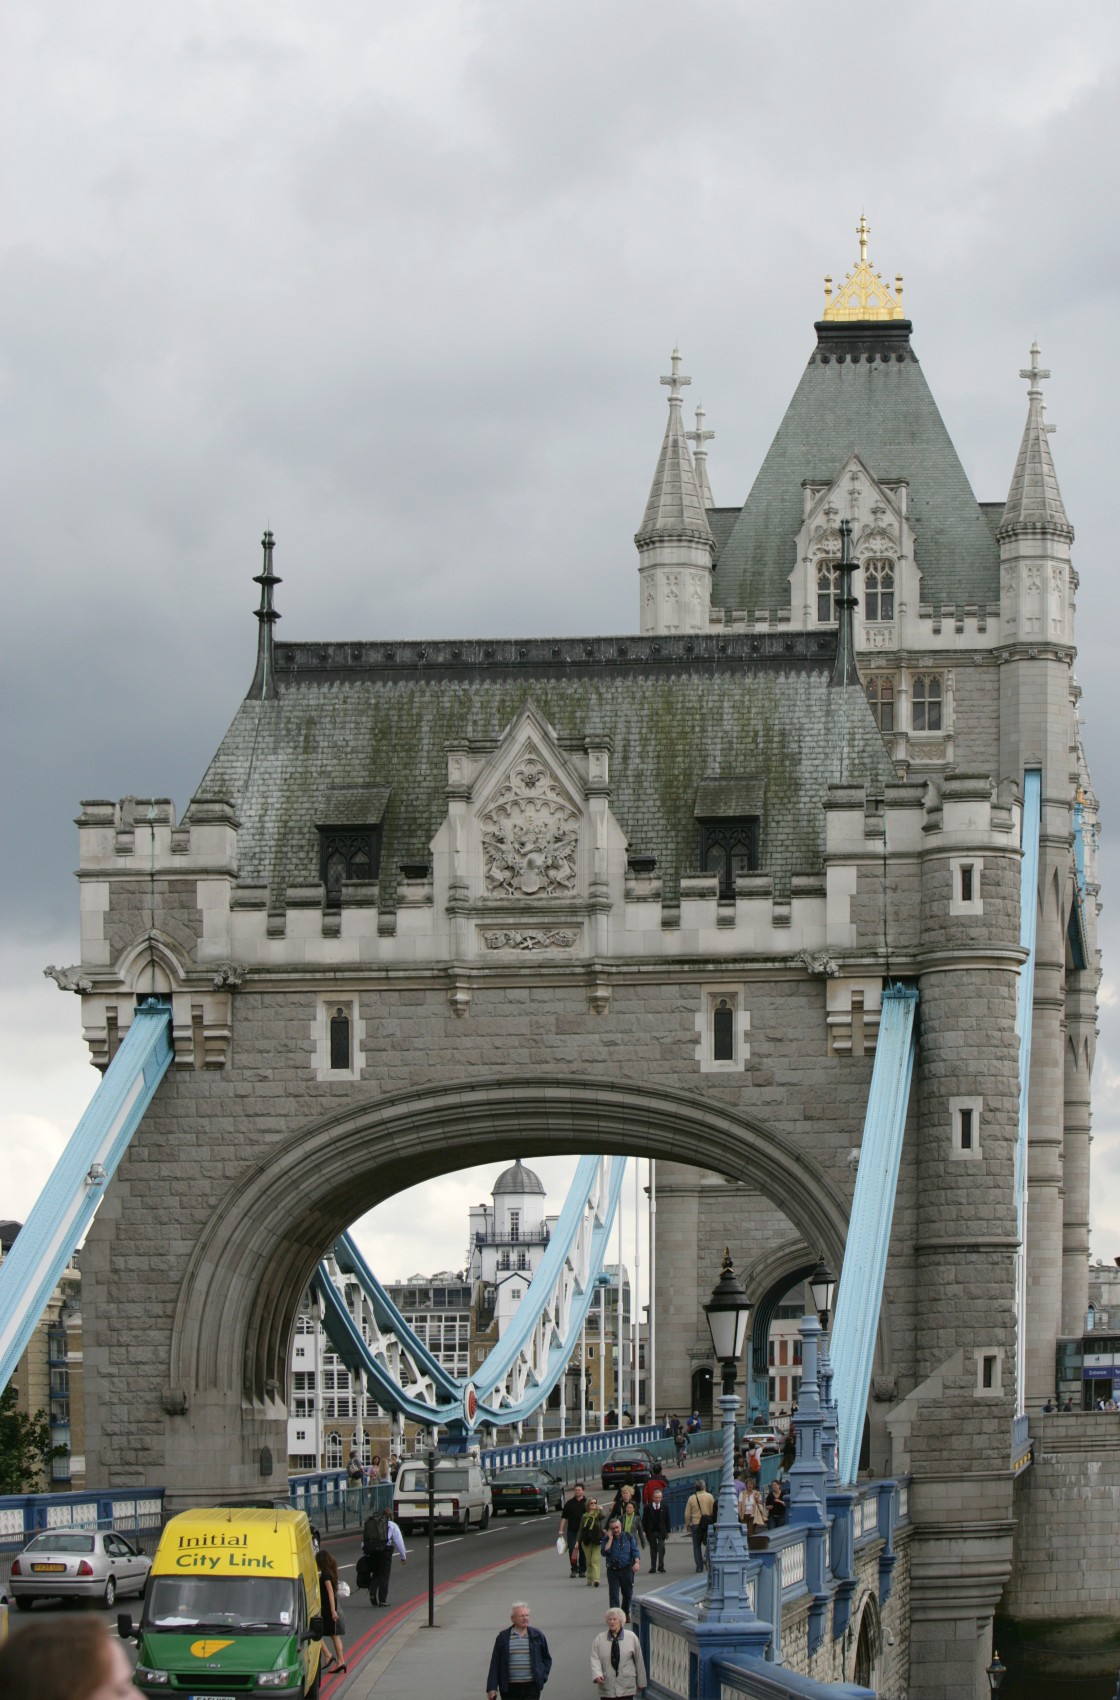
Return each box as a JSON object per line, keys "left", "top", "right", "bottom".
{"left": 447, "top": 969, "right": 472, "bottom": 1017}
{"left": 171, "top": 990, "right": 233, "bottom": 1069}
{"left": 587, "top": 970, "right": 611, "bottom": 1015}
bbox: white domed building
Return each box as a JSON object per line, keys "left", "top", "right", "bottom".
{"left": 468, "top": 1160, "right": 557, "bottom": 1338}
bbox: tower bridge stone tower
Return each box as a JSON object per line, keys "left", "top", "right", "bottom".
{"left": 62, "top": 224, "right": 1097, "bottom": 1700}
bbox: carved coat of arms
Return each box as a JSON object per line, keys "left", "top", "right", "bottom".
{"left": 480, "top": 748, "right": 579, "bottom": 898}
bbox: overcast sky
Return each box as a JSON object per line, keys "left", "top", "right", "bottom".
{"left": 3, "top": 0, "right": 1120, "bottom": 1290}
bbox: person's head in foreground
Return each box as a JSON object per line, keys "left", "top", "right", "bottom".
{"left": 0, "top": 1618, "right": 134, "bottom": 1700}
{"left": 510, "top": 1601, "right": 530, "bottom": 1632}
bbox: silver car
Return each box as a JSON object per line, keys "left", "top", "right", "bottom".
{"left": 9, "top": 1528, "right": 152, "bottom": 1609}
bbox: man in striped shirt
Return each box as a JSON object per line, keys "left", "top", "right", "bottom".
{"left": 486, "top": 1602, "right": 553, "bottom": 1700}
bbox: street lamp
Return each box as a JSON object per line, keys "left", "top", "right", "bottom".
{"left": 808, "top": 1254, "right": 837, "bottom": 1333}
{"left": 986, "top": 1652, "right": 1006, "bottom": 1694}
{"left": 696, "top": 1252, "right": 756, "bottom": 1629}
{"left": 808, "top": 1252, "right": 838, "bottom": 1484}
{"left": 703, "top": 1249, "right": 753, "bottom": 1392}
{"left": 703, "top": 1251, "right": 751, "bottom": 1528}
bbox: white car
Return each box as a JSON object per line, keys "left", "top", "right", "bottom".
{"left": 9, "top": 1528, "right": 152, "bottom": 1609}
{"left": 393, "top": 1459, "right": 492, "bottom": 1533}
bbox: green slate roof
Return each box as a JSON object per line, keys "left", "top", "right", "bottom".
{"left": 712, "top": 324, "right": 1001, "bottom": 617}
{"left": 191, "top": 636, "right": 895, "bottom": 907}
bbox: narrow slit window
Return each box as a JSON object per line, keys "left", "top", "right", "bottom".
{"left": 960, "top": 864, "right": 974, "bottom": 903}
{"left": 329, "top": 1007, "right": 351, "bottom": 1071}
{"left": 960, "top": 1107, "right": 973, "bottom": 1150}
{"left": 713, "top": 998, "right": 735, "bottom": 1062}
{"left": 982, "top": 1354, "right": 996, "bottom": 1390}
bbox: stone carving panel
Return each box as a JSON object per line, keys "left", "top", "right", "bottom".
{"left": 480, "top": 747, "right": 579, "bottom": 898}
{"left": 481, "top": 928, "right": 579, "bottom": 951}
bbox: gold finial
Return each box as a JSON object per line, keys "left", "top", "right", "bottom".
{"left": 822, "top": 218, "right": 904, "bottom": 322}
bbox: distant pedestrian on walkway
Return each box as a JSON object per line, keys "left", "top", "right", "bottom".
{"left": 0, "top": 1617, "right": 134, "bottom": 1700}
{"left": 642, "top": 1486, "right": 671, "bottom": 1573}
{"left": 642, "top": 1466, "right": 668, "bottom": 1506}
{"left": 486, "top": 1602, "right": 552, "bottom": 1700}
{"left": 591, "top": 1608, "right": 648, "bottom": 1699}
{"left": 580, "top": 1497, "right": 605, "bottom": 1587}
{"left": 684, "top": 1478, "right": 715, "bottom": 1572}
{"left": 608, "top": 1485, "right": 646, "bottom": 1549}
{"left": 559, "top": 1482, "right": 588, "bottom": 1577}
{"left": 601, "top": 1517, "right": 641, "bottom": 1619}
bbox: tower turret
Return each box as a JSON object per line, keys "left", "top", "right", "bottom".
{"left": 635, "top": 349, "right": 715, "bottom": 634}
{"left": 997, "top": 342, "right": 1074, "bottom": 647}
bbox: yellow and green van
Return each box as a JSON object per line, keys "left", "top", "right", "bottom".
{"left": 127, "top": 1506, "right": 323, "bottom": 1696}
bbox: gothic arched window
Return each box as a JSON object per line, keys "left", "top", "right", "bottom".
{"left": 912, "top": 675, "right": 942, "bottom": 732}
{"left": 326, "top": 1431, "right": 343, "bottom": 1469}
{"left": 817, "top": 560, "right": 840, "bottom": 624}
{"left": 863, "top": 559, "right": 895, "bottom": 622}
{"left": 865, "top": 676, "right": 895, "bottom": 734}
{"left": 698, "top": 819, "right": 760, "bottom": 899}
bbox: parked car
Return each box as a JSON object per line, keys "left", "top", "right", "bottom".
{"left": 600, "top": 1450, "right": 655, "bottom": 1490}
{"left": 488, "top": 1467, "right": 565, "bottom": 1515}
{"left": 9, "top": 1528, "right": 152, "bottom": 1609}
{"left": 394, "top": 1458, "right": 492, "bottom": 1533}
{"left": 741, "top": 1430, "right": 781, "bottom": 1456}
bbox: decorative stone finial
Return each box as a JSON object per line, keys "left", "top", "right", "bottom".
{"left": 822, "top": 218, "right": 905, "bottom": 322}
{"left": 1020, "top": 340, "right": 1051, "bottom": 397}
{"left": 248, "top": 529, "right": 282, "bottom": 701}
{"left": 686, "top": 402, "right": 715, "bottom": 508}
{"left": 660, "top": 347, "right": 691, "bottom": 402}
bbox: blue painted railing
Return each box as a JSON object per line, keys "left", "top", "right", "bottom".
{"left": 830, "top": 986, "right": 919, "bottom": 1483}
{"left": 0, "top": 1000, "right": 173, "bottom": 1394}
{"left": 0, "top": 1488, "right": 165, "bottom": 1553}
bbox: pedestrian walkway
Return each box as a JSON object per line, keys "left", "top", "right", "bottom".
{"left": 336, "top": 1526, "right": 699, "bottom": 1700}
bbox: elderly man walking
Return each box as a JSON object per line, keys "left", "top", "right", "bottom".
{"left": 591, "top": 1607, "right": 648, "bottom": 1699}
{"left": 486, "top": 1602, "right": 552, "bottom": 1700}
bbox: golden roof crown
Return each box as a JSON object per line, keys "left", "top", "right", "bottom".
{"left": 822, "top": 217, "right": 904, "bottom": 322}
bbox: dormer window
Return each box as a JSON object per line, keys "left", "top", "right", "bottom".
{"left": 863, "top": 559, "right": 895, "bottom": 622}
{"left": 318, "top": 825, "right": 381, "bottom": 905}
{"left": 698, "top": 819, "right": 760, "bottom": 898}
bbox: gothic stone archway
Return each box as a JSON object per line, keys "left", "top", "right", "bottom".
{"left": 153, "top": 1075, "right": 853, "bottom": 1500}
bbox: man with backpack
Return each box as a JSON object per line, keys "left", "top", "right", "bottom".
{"left": 358, "top": 1504, "right": 407, "bottom": 1606}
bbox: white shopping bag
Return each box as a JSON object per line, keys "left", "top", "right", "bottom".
{"left": 556, "top": 1536, "right": 566, "bottom": 1557}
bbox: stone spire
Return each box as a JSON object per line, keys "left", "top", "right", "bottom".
{"left": 635, "top": 349, "right": 714, "bottom": 635}
{"left": 999, "top": 343, "right": 1073, "bottom": 538}
{"left": 686, "top": 402, "right": 715, "bottom": 509}
{"left": 248, "top": 529, "right": 281, "bottom": 701}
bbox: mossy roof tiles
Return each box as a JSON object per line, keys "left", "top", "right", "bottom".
{"left": 191, "top": 637, "right": 895, "bottom": 907}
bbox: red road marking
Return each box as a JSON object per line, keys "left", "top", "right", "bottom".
{"left": 321, "top": 1540, "right": 554, "bottom": 1696}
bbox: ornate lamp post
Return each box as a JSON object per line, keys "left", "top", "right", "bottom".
{"left": 809, "top": 1254, "right": 838, "bottom": 1482}
{"left": 700, "top": 1250, "right": 753, "bottom": 1621}
{"left": 986, "top": 1652, "right": 1006, "bottom": 1694}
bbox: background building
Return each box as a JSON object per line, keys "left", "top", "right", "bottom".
{"left": 1, "top": 1220, "right": 85, "bottom": 1490}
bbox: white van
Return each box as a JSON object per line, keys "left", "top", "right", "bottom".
{"left": 393, "top": 1458, "right": 492, "bottom": 1533}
